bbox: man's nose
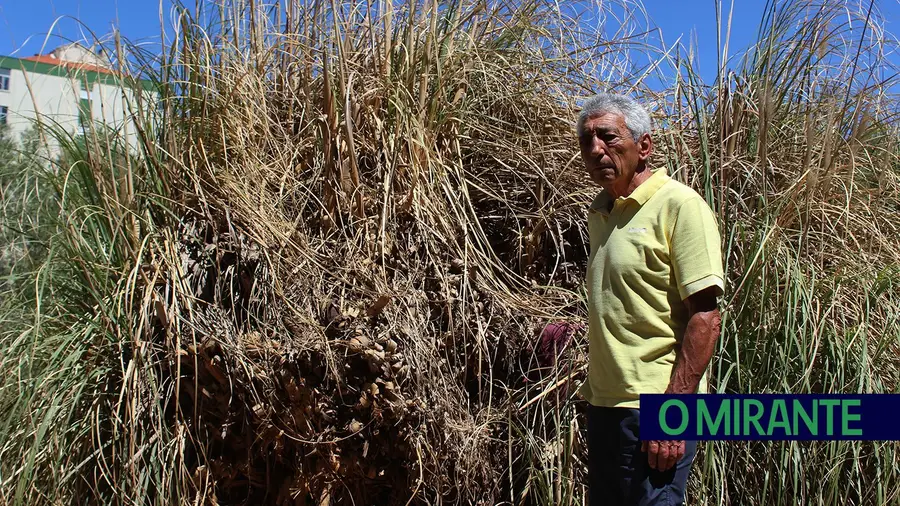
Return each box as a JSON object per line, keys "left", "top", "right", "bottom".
{"left": 590, "top": 138, "right": 606, "bottom": 157}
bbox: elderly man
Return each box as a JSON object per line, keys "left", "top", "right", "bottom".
{"left": 577, "top": 93, "right": 724, "bottom": 506}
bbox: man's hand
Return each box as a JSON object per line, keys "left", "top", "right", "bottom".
{"left": 642, "top": 288, "right": 718, "bottom": 473}
{"left": 641, "top": 440, "right": 685, "bottom": 472}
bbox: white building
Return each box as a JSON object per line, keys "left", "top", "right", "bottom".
{"left": 0, "top": 43, "right": 156, "bottom": 149}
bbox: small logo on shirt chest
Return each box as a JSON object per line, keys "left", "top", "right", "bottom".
{"left": 627, "top": 227, "right": 648, "bottom": 234}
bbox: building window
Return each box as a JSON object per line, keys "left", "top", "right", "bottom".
{"left": 78, "top": 79, "right": 93, "bottom": 126}
{"left": 0, "top": 69, "right": 9, "bottom": 91}
{"left": 0, "top": 105, "right": 7, "bottom": 125}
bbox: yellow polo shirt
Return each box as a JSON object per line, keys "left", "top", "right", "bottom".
{"left": 580, "top": 168, "right": 724, "bottom": 409}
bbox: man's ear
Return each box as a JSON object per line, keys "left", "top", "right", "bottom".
{"left": 638, "top": 133, "right": 653, "bottom": 161}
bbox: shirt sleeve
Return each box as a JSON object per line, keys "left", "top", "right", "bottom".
{"left": 670, "top": 196, "right": 725, "bottom": 300}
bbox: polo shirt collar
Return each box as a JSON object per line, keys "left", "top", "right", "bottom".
{"left": 627, "top": 167, "right": 669, "bottom": 205}
{"left": 589, "top": 168, "right": 669, "bottom": 214}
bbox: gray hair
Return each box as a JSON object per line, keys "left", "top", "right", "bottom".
{"left": 576, "top": 93, "right": 652, "bottom": 141}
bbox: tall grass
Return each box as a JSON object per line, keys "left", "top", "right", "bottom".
{"left": 683, "top": 2, "right": 900, "bottom": 504}
{"left": 0, "top": 0, "right": 898, "bottom": 504}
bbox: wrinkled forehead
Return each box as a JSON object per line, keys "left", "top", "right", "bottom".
{"left": 581, "top": 111, "right": 628, "bottom": 133}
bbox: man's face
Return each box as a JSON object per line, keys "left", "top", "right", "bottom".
{"left": 579, "top": 112, "right": 650, "bottom": 189}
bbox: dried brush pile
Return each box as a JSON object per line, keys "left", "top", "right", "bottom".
{"left": 143, "top": 2, "right": 605, "bottom": 503}
{"left": 2, "top": 0, "right": 899, "bottom": 505}
{"left": 3, "top": 1, "right": 601, "bottom": 504}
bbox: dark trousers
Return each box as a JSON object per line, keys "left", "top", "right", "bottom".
{"left": 587, "top": 405, "right": 697, "bottom": 506}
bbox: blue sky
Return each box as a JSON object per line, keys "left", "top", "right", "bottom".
{"left": 644, "top": 1, "right": 767, "bottom": 80}
{"left": 0, "top": 0, "right": 897, "bottom": 87}
{"left": 0, "top": 0, "right": 162, "bottom": 58}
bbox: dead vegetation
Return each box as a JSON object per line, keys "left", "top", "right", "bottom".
{"left": 1, "top": 0, "right": 899, "bottom": 505}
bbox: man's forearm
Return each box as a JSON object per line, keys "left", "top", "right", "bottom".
{"left": 666, "top": 306, "right": 721, "bottom": 395}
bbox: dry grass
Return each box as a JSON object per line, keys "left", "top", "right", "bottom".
{"left": 0, "top": 0, "right": 899, "bottom": 504}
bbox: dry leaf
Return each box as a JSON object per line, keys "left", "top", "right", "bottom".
{"left": 365, "top": 295, "right": 392, "bottom": 317}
